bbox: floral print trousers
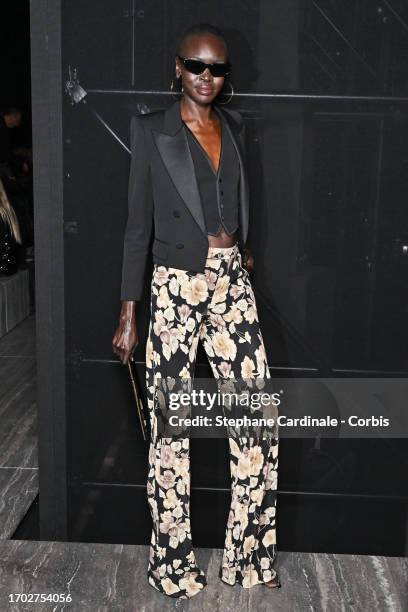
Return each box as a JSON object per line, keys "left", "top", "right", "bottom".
{"left": 145, "top": 243, "right": 279, "bottom": 599}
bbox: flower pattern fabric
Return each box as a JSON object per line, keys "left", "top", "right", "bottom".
{"left": 145, "top": 244, "right": 279, "bottom": 598}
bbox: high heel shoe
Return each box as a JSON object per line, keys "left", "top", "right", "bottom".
{"left": 264, "top": 572, "right": 281, "bottom": 588}
{"left": 219, "top": 567, "right": 282, "bottom": 589}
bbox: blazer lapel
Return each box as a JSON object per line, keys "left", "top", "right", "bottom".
{"left": 152, "top": 100, "right": 207, "bottom": 237}
{"left": 152, "top": 98, "right": 249, "bottom": 245}
{"left": 215, "top": 105, "right": 249, "bottom": 247}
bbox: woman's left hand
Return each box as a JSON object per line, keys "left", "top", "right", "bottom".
{"left": 243, "top": 246, "right": 254, "bottom": 273}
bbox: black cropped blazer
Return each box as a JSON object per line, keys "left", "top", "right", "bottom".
{"left": 120, "top": 98, "right": 250, "bottom": 301}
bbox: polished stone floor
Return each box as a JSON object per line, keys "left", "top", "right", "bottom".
{"left": 0, "top": 314, "right": 38, "bottom": 539}
{"left": 0, "top": 540, "right": 407, "bottom": 612}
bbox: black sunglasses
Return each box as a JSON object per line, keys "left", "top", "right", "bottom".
{"left": 177, "top": 55, "right": 231, "bottom": 78}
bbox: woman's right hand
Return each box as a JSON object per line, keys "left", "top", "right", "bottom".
{"left": 112, "top": 300, "right": 139, "bottom": 365}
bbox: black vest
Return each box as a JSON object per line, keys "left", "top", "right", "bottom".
{"left": 183, "top": 114, "right": 240, "bottom": 236}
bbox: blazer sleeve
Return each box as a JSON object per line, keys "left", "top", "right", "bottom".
{"left": 120, "top": 115, "right": 153, "bottom": 301}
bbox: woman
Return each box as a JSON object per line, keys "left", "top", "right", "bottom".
{"left": 0, "top": 178, "right": 21, "bottom": 276}
{"left": 112, "top": 23, "right": 280, "bottom": 599}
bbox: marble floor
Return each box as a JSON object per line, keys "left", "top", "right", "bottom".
{"left": 0, "top": 314, "right": 38, "bottom": 539}
{"left": 0, "top": 540, "right": 407, "bottom": 612}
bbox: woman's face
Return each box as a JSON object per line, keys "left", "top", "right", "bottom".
{"left": 175, "top": 34, "right": 228, "bottom": 104}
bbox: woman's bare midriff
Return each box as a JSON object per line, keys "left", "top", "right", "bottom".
{"left": 208, "top": 228, "right": 237, "bottom": 247}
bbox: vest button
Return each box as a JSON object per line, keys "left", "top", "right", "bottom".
{"left": 176, "top": 243, "right": 184, "bottom": 249}
{"left": 219, "top": 178, "right": 222, "bottom": 182}
{"left": 220, "top": 190, "right": 224, "bottom": 195}
{"left": 173, "top": 210, "right": 181, "bottom": 218}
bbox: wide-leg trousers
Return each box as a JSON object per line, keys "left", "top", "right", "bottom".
{"left": 145, "top": 243, "right": 279, "bottom": 599}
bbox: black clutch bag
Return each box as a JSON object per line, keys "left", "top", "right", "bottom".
{"left": 127, "top": 357, "right": 149, "bottom": 441}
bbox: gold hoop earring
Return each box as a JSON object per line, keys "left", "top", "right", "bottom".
{"left": 170, "top": 74, "right": 182, "bottom": 96}
{"left": 217, "top": 80, "right": 234, "bottom": 105}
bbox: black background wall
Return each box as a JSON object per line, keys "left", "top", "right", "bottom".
{"left": 31, "top": 0, "right": 408, "bottom": 556}
{"left": 0, "top": 3, "right": 32, "bottom": 145}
